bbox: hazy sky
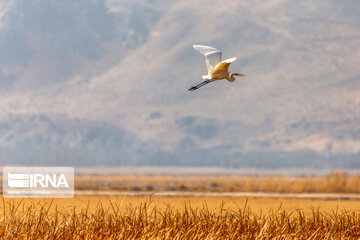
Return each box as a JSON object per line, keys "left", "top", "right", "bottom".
{"left": 0, "top": 0, "right": 359, "bottom": 165}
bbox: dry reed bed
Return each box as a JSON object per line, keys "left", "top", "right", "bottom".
{"left": 1, "top": 199, "right": 360, "bottom": 239}
{"left": 74, "top": 172, "right": 360, "bottom": 193}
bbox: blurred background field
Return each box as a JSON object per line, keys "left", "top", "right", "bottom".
{"left": 3, "top": 167, "right": 360, "bottom": 212}
{"left": 2, "top": 167, "right": 360, "bottom": 193}
{"left": 74, "top": 172, "right": 360, "bottom": 193}
{"left": 72, "top": 167, "right": 360, "bottom": 194}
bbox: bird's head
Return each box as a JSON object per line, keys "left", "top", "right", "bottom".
{"left": 233, "top": 73, "right": 246, "bottom": 78}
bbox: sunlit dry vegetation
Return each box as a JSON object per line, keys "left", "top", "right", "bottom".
{"left": 74, "top": 172, "right": 360, "bottom": 193}
{"left": 1, "top": 198, "right": 360, "bottom": 239}
{"left": 1, "top": 172, "right": 359, "bottom": 238}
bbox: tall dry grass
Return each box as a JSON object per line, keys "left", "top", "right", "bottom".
{"left": 1, "top": 198, "right": 360, "bottom": 239}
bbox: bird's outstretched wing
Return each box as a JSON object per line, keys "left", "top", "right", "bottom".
{"left": 193, "top": 45, "right": 222, "bottom": 74}
{"left": 221, "top": 57, "right": 237, "bottom": 63}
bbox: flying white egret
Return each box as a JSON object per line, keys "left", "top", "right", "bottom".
{"left": 189, "top": 45, "right": 246, "bottom": 91}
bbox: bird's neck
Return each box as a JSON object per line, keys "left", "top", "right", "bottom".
{"left": 227, "top": 73, "right": 236, "bottom": 82}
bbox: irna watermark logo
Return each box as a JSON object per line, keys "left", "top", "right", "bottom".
{"left": 3, "top": 167, "right": 74, "bottom": 198}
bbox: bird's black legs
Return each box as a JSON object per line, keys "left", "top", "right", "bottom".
{"left": 188, "top": 80, "right": 215, "bottom": 91}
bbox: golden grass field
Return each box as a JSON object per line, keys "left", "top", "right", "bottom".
{"left": 1, "top": 172, "right": 360, "bottom": 239}
{"left": 1, "top": 196, "right": 360, "bottom": 239}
